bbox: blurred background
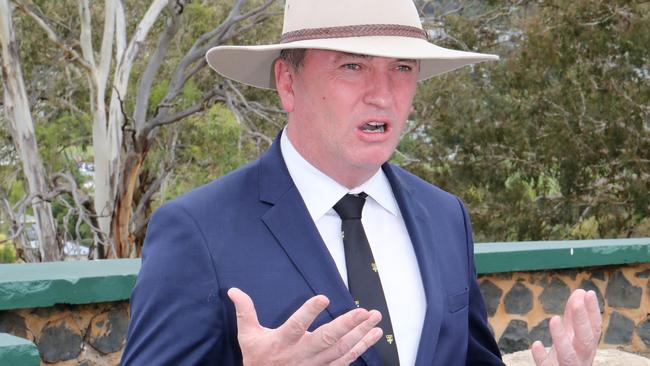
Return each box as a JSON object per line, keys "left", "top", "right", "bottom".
{"left": 0, "top": 0, "right": 648, "bottom": 263}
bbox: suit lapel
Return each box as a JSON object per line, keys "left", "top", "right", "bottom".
{"left": 258, "top": 139, "right": 354, "bottom": 319}
{"left": 383, "top": 164, "right": 443, "bottom": 366}
{"left": 261, "top": 190, "right": 356, "bottom": 320}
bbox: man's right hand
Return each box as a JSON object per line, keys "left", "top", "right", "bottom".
{"left": 228, "top": 288, "right": 383, "bottom": 366}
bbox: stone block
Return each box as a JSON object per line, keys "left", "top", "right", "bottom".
{"left": 504, "top": 282, "right": 533, "bottom": 315}
{"left": 0, "top": 312, "right": 28, "bottom": 339}
{"left": 634, "top": 269, "right": 650, "bottom": 278}
{"left": 38, "top": 317, "right": 83, "bottom": 362}
{"left": 498, "top": 319, "right": 530, "bottom": 354}
{"left": 529, "top": 318, "right": 551, "bottom": 347}
{"left": 605, "top": 271, "right": 641, "bottom": 309}
{"left": 564, "top": 270, "right": 578, "bottom": 280}
{"left": 479, "top": 280, "right": 502, "bottom": 317}
{"left": 539, "top": 277, "right": 570, "bottom": 314}
{"left": 579, "top": 279, "right": 605, "bottom": 313}
{"left": 604, "top": 311, "right": 634, "bottom": 344}
{"left": 494, "top": 272, "right": 513, "bottom": 280}
{"left": 636, "top": 317, "right": 650, "bottom": 347}
{"left": 591, "top": 271, "right": 605, "bottom": 281}
{"left": 88, "top": 308, "right": 129, "bottom": 354}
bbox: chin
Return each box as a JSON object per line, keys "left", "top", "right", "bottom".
{"left": 355, "top": 155, "right": 392, "bottom": 170}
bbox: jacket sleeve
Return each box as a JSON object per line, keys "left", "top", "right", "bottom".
{"left": 121, "top": 201, "right": 231, "bottom": 365}
{"left": 458, "top": 198, "right": 505, "bottom": 366}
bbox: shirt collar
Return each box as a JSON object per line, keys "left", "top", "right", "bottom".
{"left": 280, "top": 128, "right": 400, "bottom": 221}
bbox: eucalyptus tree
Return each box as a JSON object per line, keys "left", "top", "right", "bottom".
{"left": 0, "top": 0, "right": 59, "bottom": 260}
{"left": 0, "top": 0, "right": 278, "bottom": 260}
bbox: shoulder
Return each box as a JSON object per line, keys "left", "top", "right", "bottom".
{"left": 385, "top": 163, "right": 464, "bottom": 209}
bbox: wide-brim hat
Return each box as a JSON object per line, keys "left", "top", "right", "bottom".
{"left": 206, "top": 0, "right": 499, "bottom": 90}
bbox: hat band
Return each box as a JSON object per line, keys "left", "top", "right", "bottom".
{"left": 281, "top": 24, "right": 427, "bottom": 43}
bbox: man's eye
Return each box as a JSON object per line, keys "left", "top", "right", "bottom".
{"left": 342, "top": 63, "right": 361, "bottom": 70}
{"left": 397, "top": 65, "right": 413, "bottom": 72}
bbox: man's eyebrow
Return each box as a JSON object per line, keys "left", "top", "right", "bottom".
{"left": 396, "top": 59, "right": 418, "bottom": 64}
{"left": 336, "top": 53, "right": 418, "bottom": 64}
{"left": 336, "top": 52, "right": 371, "bottom": 60}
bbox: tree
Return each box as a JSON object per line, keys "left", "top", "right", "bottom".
{"left": 0, "top": 0, "right": 279, "bottom": 260}
{"left": 0, "top": 0, "right": 59, "bottom": 260}
{"left": 405, "top": 0, "right": 649, "bottom": 241}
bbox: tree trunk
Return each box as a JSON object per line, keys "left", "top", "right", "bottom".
{"left": 88, "top": 76, "right": 116, "bottom": 256}
{"left": 110, "top": 149, "right": 146, "bottom": 258}
{"left": 0, "top": 0, "right": 59, "bottom": 261}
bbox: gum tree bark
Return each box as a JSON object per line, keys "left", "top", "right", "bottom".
{"left": 0, "top": 0, "right": 60, "bottom": 261}
{"left": 8, "top": 0, "right": 276, "bottom": 258}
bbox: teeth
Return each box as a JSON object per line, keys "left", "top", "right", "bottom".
{"left": 362, "top": 122, "right": 386, "bottom": 133}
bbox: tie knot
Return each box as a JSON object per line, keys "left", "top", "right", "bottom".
{"left": 333, "top": 193, "right": 368, "bottom": 220}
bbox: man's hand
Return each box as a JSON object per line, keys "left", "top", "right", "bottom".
{"left": 531, "top": 289, "right": 602, "bottom": 366}
{"left": 228, "top": 288, "right": 383, "bottom": 366}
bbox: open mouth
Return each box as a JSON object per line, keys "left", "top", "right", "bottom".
{"left": 360, "top": 122, "right": 387, "bottom": 133}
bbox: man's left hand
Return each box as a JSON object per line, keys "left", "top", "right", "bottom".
{"left": 531, "top": 289, "right": 602, "bottom": 366}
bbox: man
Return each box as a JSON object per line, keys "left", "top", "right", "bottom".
{"left": 122, "top": 0, "right": 601, "bottom": 365}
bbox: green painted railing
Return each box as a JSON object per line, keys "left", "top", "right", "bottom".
{"left": 0, "top": 333, "right": 39, "bottom": 366}
{"left": 474, "top": 238, "right": 650, "bottom": 274}
{"left": 0, "top": 259, "right": 139, "bottom": 311}
{"left": 0, "top": 238, "right": 648, "bottom": 310}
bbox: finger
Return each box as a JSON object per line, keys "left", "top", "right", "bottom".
{"left": 531, "top": 340, "right": 555, "bottom": 366}
{"left": 307, "top": 308, "right": 371, "bottom": 354}
{"left": 312, "top": 309, "right": 381, "bottom": 363}
{"left": 228, "top": 287, "right": 262, "bottom": 335}
{"left": 330, "top": 327, "right": 383, "bottom": 366}
{"left": 570, "top": 296, "right": 596, "bottom": 359}
{"left": 277, "top": 294, "right": 330, "bottom": 344}
{"left": 549, "top": 315, "right": 579, "bottom": 366}
{"left": 562, "top": 289, "right": 586, "bottom": 339}
{"left": 585, "top": 291, "right": 602, "bottom": 341}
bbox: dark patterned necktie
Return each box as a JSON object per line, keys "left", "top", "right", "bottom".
{"left": 333, "top": 193, "right": 400, "bottom": 365}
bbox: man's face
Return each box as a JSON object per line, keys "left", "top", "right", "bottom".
{"left": 276, "top": 49, "right": 419, "bottom": 187}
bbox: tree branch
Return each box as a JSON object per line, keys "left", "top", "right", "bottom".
{"left": 77, "top": 0, "right": 96, "bottom": 69}
{"left": 158, "top": 0, "right": 275, "bottom": 110}
{"left": 133, "top": 0, "right": 184, "bottom": 131}
{"left": 97, "top": 0, "right": 117, "bottom": 91}
{"left": 12, "top": 0, "right": 93, "bottom": 72}
{"left": 145, "top": 87, "right": 226, "bottom": 130}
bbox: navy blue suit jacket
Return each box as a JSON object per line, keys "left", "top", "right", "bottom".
{"left": 122, "top": 137, "right": 503, "bottom": 365}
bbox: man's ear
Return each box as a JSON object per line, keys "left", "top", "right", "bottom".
{"left": 274, "top": 58, "right": 295, "bottom": 113}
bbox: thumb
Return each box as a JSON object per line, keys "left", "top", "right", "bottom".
{"left": 228, "top": 287, "right": 261, "bottom": 335}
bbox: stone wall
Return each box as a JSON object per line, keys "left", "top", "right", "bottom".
{"left": 0, "top": 301, "right": 129, "bottom": 366}
{"left": 481, "top": 262, "right": 650, "bottom": 356}
{"left": 1, "top": 262, "right": 649, "bottom": 364}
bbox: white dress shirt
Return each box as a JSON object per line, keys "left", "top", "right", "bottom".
{"left": 280, "top": 129, "right": 426, "bottom": 365}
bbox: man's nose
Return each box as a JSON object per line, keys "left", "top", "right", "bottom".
{"left": 363, "top": 70, "right": 393, "bottom": 108}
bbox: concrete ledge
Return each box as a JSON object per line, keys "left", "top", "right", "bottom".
{"left": 0, "top": 239, "right": 648, "bottom": 311}
{"left": 0, "top": 259, "right": 139, "bottom": 310}
{"left": 0, "top": 333, "right": 39, "bottom": 366}
{"left": 475, "top": 238, "right": 650, "bottom": 274}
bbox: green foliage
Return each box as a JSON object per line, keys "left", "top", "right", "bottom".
{"left": 161, "top": 104, "right": 253, "bottom": 200}
{"left": 404, "top": 0, "right": 649, "bottom": 241}
{"left": 0, "top": 234, "right": 16, "bottom": 263}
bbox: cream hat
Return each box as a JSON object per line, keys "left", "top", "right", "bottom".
{"left": 206, "top": 0, "right": 498, "bottom": 90}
